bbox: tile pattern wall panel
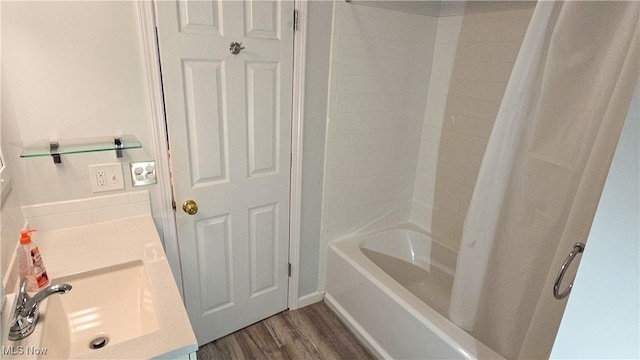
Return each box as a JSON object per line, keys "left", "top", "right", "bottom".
{"left": 22, "top": 191, "right": 151, "bottom": 231}
{"left": 1, "top": 187, "right": 26, "bottom": 286}
{"left": 248, "top": 203, "right": 279, "bottom": 296}
{"left": 410, "top": 7, "right": 534, "bottom": 249}
{"left": 318, "top": 2, "right": 439, "bottom": 289}
{"left": 182, "top": 60, "right": 230, "bottom": 187}
{"left": 178, "top": 1, "right": 222, "bottom": 35}
{"left": 410, "top": 15, "right": 464, "bottom": 239}
{"left": 195, "top": 215, "right": 234, "bottom": 315}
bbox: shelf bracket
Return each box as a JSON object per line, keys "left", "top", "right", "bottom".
{"left": 50, "top": 142, "right": 62, "bottom": 164}
{"left": 114, "top": 137, "right": 124, "bottom": 158}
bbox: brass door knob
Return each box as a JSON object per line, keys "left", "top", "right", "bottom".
{"left": 182, "top": 200, "right": 198, "bottom": 215}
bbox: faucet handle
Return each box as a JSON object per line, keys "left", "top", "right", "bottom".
{"left": 16, "top": 278, "right": 30, "bottom": 308}
{"left": 9, "top": 280, "right": 72, "bottom": 341}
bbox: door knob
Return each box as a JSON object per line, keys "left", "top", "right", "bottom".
{"left": 182, "top": 200, "right": 198, "bottom": 215}
{"left": 229, "top": 41, "right": 245, "bottom": 55}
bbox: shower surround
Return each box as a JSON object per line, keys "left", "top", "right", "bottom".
{"left": 411, "top": 6, "right": 532, "bottom": 248}
{"left": 319, "top": 1, "right": 533, "bottom": 288}
{"left": 319, "top": 1, "right": 535, "bottom": 358}
{"left": 319, "top": 2, "right": 438, "bottom": 289}
{"left": 321, "top": 1, "right": 638, "bottom": 358}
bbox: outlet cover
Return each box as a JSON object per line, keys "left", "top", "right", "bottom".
{"left": 130, "top": 161, "right": 157, "bottom": 186}
{"left": 89, "top": 163, "right": 125, "bottom": 192}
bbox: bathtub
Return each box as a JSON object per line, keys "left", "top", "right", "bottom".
{"left": 325, "top": 225, "right": 503, "bottom": 359}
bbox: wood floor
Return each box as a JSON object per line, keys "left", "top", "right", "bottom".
{"left": 196, "top": 302, "right": 375, "bottom": 360}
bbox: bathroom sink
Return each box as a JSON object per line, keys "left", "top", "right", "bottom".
{"left": 1, "top": 215, "right": 197, "bottom": 359}
{"left": 38, "top": 261, "right": 160, "bottom": 358}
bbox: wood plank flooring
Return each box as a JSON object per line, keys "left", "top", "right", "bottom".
{"left": 197, "top": 301, "right": 375, "bottom": 360}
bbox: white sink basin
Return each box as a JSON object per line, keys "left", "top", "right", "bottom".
{"left": 39, "top": 261, "right": 159, "bottom": 358}
{"left": 1, "top": 215, "right": 197, "bottom": 359}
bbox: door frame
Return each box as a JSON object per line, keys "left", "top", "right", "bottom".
{"left": 135, "top": 0, "right": 306, "bottom": 309}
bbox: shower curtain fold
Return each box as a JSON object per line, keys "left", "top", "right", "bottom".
{"left": 448, "top": 1, "right": 640, "bottom": 359}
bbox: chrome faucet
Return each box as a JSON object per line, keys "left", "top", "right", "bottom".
{"left": 8, "top": 278, "right": 72, "bottom": 341}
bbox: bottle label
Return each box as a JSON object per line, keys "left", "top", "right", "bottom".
{"left": 30, "top": 247, "right": 49, "bottom": 288}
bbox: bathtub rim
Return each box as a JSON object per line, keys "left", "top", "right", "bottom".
{"left": 327, "top": 224, "right": 504, "bottom": 360}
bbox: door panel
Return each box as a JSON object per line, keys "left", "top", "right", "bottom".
{"left": 246, "top": 61, "right": 280, "bottom": 176}
{"left": 177, "top": 1, "right": 222, "bottom": 34}
{"left": 195, "top": 215, "right": 232, "bottom": 313}
{"left": 182, "top": 60, "right": 229, "bottom": 185}
{"left": 244, "top": 0, "right": 280, "bottom": 39}
{"left": 248, "top": 203, "right": 278, "bottom": 295}
{"left": 156, "top": 0, "right": 293, "bottom": 345}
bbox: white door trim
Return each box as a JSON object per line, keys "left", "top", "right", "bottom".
{"left": 287, "top": 0, "right": 307, "bottom": 311}
{"left": 136, "top": 0, "right": 184, "bottom": 298}
{"left": 135, "top": 0, "right": 307, "bottom": 307}
{"left": 135, "top": 0, "right": 184, "bottom": 298}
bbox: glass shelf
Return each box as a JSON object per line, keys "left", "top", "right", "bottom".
{"left": 20, "top": 136, "right": 142, "bottom": 163}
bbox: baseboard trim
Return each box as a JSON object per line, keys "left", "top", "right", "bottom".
{"left": 295, "top": 290, "right": 325, "bottom": 309}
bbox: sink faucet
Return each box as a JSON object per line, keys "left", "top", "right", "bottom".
{"left": 8, "top": 278, "right": 72, "bottom": 341}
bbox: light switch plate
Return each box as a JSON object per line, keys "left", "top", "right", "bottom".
{"left": 130, "top": 161, "right": 157, "bottom": 186}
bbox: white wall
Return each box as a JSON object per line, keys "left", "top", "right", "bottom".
{"left": 411, "top": 6, "right": 533, "bottom": 249}
{"left": 319, "top": 2, "right": 534, "bottom": 271}
{"left": 0, "top": 1, "right": 180, "bottom": 296}
{"left": 1, "top": 2, "right": 166, "bottom": 234}
{"left": 298, "top": 0, "right": 333, "bottom": 298}
{"left": 319, "top": 2, "right": 439, "bottom": 288}
{"left": 0, "top": 182, "right": 24, "bottom": 289}
{"left": 410, "top": 14, "right": 463, "bottom": 237}
{"left": 551, "top": 81, "right": 640, "bottom": 359}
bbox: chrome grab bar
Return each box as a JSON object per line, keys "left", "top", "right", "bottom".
{"left": 553, "top": 242, "right": 585, "bottom": 300}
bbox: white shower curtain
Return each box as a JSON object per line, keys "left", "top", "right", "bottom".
{"left": 449, "top": 1, "right": 639, "bottom": 359}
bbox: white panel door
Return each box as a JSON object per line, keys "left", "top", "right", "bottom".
{"left": 155, "top": 0, "right": 294, "bottom": 345}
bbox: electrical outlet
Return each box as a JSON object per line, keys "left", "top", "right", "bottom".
{"left": 96, "top": 170, "right": 107, "bottom": 186}
{"left": 130, "top": 161, "right": 157, "bottom": 186}
{"left": 89, "top": 163, "right": 125, "bottom": 192}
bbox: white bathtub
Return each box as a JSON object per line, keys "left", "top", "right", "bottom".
{"left": 325, "top": 225, "right": 503, "bottom": 359}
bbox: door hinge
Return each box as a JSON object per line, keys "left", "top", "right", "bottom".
{"left": 171, "top": 199, "right": 177, "bottom": 211}
{"left": 293, "top": 9, "right": 299, "bottom": 31}
{"left": 288, "top": 263, "right": 292, "bottom": 277}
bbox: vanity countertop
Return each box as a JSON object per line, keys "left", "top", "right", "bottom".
{"left": 2, "top": 215, "right": 198, "bottom": 359}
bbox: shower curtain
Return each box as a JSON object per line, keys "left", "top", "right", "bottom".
{"left": 449, "top": 1, "right": 639, "bottom": 359}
